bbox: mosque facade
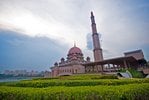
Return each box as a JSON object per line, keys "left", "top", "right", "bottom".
{"left": 50, "top": 12, "right": 146, "bottom": 77}
{"left": 51, "top": 44, "right": 90, "bottom": 77}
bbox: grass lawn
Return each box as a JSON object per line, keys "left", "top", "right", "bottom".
{"left": 0, "top": 74, "right": 149, "bottom": 100}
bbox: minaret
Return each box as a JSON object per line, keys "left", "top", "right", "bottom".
{"left": 91, "top": 11, "right": 103, "bottom": 61}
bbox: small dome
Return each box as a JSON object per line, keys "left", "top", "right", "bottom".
{"left": 68, "top": 46, "right": 82, "bottom": 54}
{"left": 86, "top": 56, "right": 90, "bottom": 62}
{"left": 54, "top": 62, "right": 58, "bottom": 66}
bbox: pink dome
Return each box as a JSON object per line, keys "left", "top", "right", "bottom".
{"left": 68, "top": 46, "right": 82, "bottom": 54}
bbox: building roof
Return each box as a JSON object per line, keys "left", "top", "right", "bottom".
{"left": 68, "top": 46, "right": 82, "bottom": 54}
{"left": 124, "top": 49, "right": 142, "bottom": 55}
{"left": 83, "top": 56, "right": 138, "bottom": 66}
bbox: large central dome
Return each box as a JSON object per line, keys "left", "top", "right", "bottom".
{"left": 67, "top": 45, "right": 84, "bottom": 62}
{"left": 68, "top": 46, "right": 82, "bottom": 54}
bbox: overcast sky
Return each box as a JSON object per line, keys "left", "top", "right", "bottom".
{"left": 0, "top": 0, "right": 149, "bottom": 72}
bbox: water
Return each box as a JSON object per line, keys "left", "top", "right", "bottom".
{"left": 0, "top": 77, "right": 34, "bottom": 82}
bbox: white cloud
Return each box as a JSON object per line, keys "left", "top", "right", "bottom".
{"left": 0, "top": 0, "right": 149, "bottom": 60}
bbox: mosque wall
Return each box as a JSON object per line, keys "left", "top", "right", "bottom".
{"left": 52, "top": 64, "right": 85, "bottom": 77}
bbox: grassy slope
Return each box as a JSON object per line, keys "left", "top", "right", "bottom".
{"left": 0, "top": 74, "right": 149, "bottom": 100}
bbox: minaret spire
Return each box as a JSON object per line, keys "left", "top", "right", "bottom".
{"left": 74, "top": 41, "right": 76, "bottom": 47}
{"left": 91, "top": 11, "right": 97, "bottom": 34}
{"left": 90, "top": 11, "right": 103, "bottom": 61}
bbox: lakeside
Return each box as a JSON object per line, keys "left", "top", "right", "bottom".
{"left": 0, "top": 76, "right": 41, "bottom": 82}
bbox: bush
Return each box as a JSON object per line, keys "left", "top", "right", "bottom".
{"left": 0, "top": 83, "right": 149, "bottom": 100}
{"left": 127, "top": 68, "right": 144, "bottom": 78}
{"left": 0, "top": 78, "right": 149, "bottom": 88}
{"left": 0, "top": 74, "right": 149, "bottom": 100}
{"left": 58, "top": 74, "right": 118, "bottom": 80}
{"left": 118, "top": 68, "right": 144, "bottom": 78}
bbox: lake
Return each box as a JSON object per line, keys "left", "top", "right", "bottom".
{"left": 0, "top": 77, "right": 35, "bottom": 82}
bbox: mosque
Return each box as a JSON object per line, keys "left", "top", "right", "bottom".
{"left": 50, "top": 12, "right": 146, "bottom": 77}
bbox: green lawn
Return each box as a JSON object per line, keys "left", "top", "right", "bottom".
{"left": 0, "top": 74, "right": 149, "bottom": 100}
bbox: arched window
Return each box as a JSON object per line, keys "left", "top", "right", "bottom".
{"left": 75, "top": 69, "right": 77, "bottom": 73}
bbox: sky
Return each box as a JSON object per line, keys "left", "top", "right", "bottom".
{"left": 0, "top": 0, "right": 149, "bottom": 72}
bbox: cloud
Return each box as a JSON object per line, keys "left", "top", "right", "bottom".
{"left": 0, "top": 0, "right": 149, "bottom": 72}
{"left": 0, "top": 0, "right": 89, "bottom": 49}
{"left": 0, "top": 30, "right": 69, "bottom": 71}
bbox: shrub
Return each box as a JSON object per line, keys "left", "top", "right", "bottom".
{"left": 58, "top": 74, "right": 118, "bottom": 80}
{"left": 0, "top": 78, "right": 149, "bottom": 88}
{"left": 118, "top": 68, "right": 144, "bottom": 78}
{"left": 0, "top": 74, "right": 149, "bottom": 99}
{"left": 128, "top": 68, "right": 144, "bottom": 78}
{"left": 0, "top": 83, "right": 149, "bottom": 100}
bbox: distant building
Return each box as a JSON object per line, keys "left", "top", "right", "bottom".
{"left": 3, "top": 70, "right": 44, "bottom": 77}
{"left": 50, "top": 11, "right": 147, "bottom": 77}
{"left": 44, "top": 71, "right": 51, "bottom": 78}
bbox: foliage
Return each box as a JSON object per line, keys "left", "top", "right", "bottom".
{"left": 118, "top": 68, "right": 144, "bottom": 78}
{"left": 0, "top": 74, "right": 149, "bottom": 100}
{"left": 1, "top": 78, "right": 149, "bottom": 88}
{"left": 33, "top": 74, "right": 118, "bottom": 80}
{"left": 0, "top": 83, "right": 149, "bottom": 100}
{"left": 127, "top": 68, "right": 144, "bottom": 78}
{"left": 58, "top": 74, "right": 118, "bottom": 80}
{"left": 118, "top": 68, "right": 126, "bottom": 72}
